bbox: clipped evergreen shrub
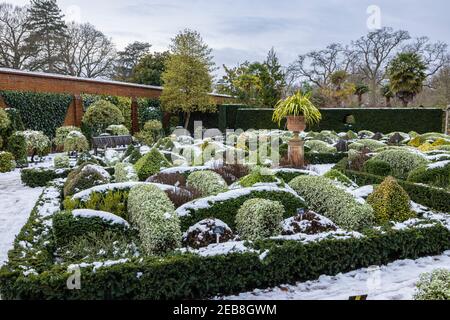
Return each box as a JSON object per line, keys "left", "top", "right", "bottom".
{"left": 324, "top": 169, "right": 354, "bottom": 187}
{"left": 64, "top": 164, "right": 111, "bottom": 197}
{"left": 371, "top": 149, "right": 428, "bottom": 179}
{"left": 114, "top": 162, "right": 138, "bottom": 183}
{"left": 127, "top": 184, "right": 181, "bottom": 255}
{"left": 82, "top": 99, "right": 124, "bottom": 135}
{"left": 0, "top": 108, "right": 11, "bottom": 131}
{"left": 414, "top": 269, "right": 450, "bottom": 300}
{"left": 289, "top": 176, "right": 374, "bottom": 231}
{"left": 235, "top": 198, "right": 284, "bottom": 241}
{"left": 19, "top": 130, "right": 51, "bottom": 160}
{"left": 134, "top": 148, "right": 171, "bottom": 181}
{"left": 106, "top": 124, "right": 129, "bottom": 136}
{"left": 367, "top": 176, "right": 416, "bottom": 224}
{"left": 54, "top": 126, "right": 81, "bottom": 148}
{"left": 186, "top": 170, "right": 228, "bottom": 196}
{"left": 6, "top": 133, "right": 27, "bottom": 167}
{"left": 239, "top": 166, "right": 278, "bottom": 187}
{"left": 0, "top": 151, "right": 15, "bottom": 173}
{"left": 363, "top": 158, "right": 392, "bottom": 177}
{"left": 54, "top": 155, "right": 70, "bottom": 169}
{"left": 304, "top": 140, "right": 337, "bottom": 153}
{"left": 63, "top": 131, "right": 89, "bottom": 154}
{"left": 407, "top": 162, "right": 450, "bottom": 189}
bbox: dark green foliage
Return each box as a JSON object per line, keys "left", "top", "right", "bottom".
{"left": 274, "top": 170, "right": 309, "bottom": 183}
{"left": 363, "top": 159, "right": 392, "bottom": 176}
{"left": 4, "top": 108, "right": 25, "bottom": 133}
{"left": 344, "top": 170, "right": 450, "bottom": 212}
{"left": 305, "top": 152, "right": 348, "bottom": 164}
{"left": 179, "top": 190, "right": 306, "bottom": 231}
{"left": 6, "top": 133, "right": 28, "bottom": 167}
{"left": 52, "top": 211, "right": 132, "bottom": 247}
{"left": 134, "top": 148, "right": 170, "bottom": 181}
{"left": 0, "top": 91, "right": 72, "bottom": 137}
{"left": 63, "top": 164, "right": 110, "bottom": 197}
{"left": 1, "top": 220, "right": 449, "bottom": 299}
{"left": 408, "top": 163, "right": 450, "bottom": 190}
{"left": 137, "top": 98, "right": 163, "bottom": 128}
{"left": 21, "top": 168, "right": 69, "bottom": 187}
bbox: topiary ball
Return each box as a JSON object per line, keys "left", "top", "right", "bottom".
{"left": 187, "top": 170, "right": 228, "bottom": 196}
{"left": 363, "top": 158, "right": 392, "bottom": 176}
{"left": 134, "top": 148, "right": 171, "bottom": 181}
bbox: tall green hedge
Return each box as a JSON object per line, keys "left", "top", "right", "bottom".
{"left": 225, "top": 107, "right": 444, "bottom": 133}
{"left": 1, "top": 91, "right": 72, "bottom": 137}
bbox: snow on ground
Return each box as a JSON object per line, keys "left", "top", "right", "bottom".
{"left": 0, "top": 170, "right": 43, "bottom": 266}
{"left": 221, "top": 251, "right": 450, "bottom": 300}
{"left": 307, "top": 164, "right": 335, "bottom": 176}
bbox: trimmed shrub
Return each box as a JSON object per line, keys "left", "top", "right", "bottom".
{"left": 0, "top": 151, "right": 15, "bottom": 173}
{"left": 54, "top": 155, "right": 70, "bottom": 169}
{"left": 289, "top": 176, "right": 374, "bottom": 231}
{"left": 367, "top": 176, "right": 416, "bottom": 224}
{"left": 127, "top": 184, "right": 181, "bottom": 255}
{"left": 414, "top": 269, "right": 450, "bottom": 300}
{"left": 407, "top": 162, "right": 450, "bottom": 189}
{"left": 21, "top": 168, "right": 69, "bottom": 187}
{"left": 182, "top": 219, "right": 234, "bottom": 249}
{"left": 305, "top": 152, "right": 348, "bottom": 164}
{"left": 371, "top": 149, "right": 428, "bottom": 179}
{"left": 114, "top": 162, "right": 138, "bottom": 183}
{"left": 235, "top": 198, "right": 284, "bottom": 241}
{"left": 18, "top": 130, "right": 51, "bottom": 160}
{"left": 63, "top": 131, "right": 89, "bottom": 154}
{"left": 52, "top": 209, "right": 131, "bottom": 247}
{"left": 106, "top": 125, "right": 129, "bottom": 136}
{"left": 349, "top": 139, "right": 386, "bottom": 152}
{"left": 133, "top": 130, "right": 154, "bottom": 146}
{"left": 134, "top": 148, "right": 171, "bottom": 181}
{"left": 304, "top": 140, "right": 337, "bottom": 153}
{"left": 324, "top": 169, "right": 355, "bottom": 187}
{"left": 0, "top": 108, "right": 11, "bottom": 130}
{"left": 82, "top": 99, "right": 125, "bottom": 135}
{"left": 281, "top": 211, "right": 337, "bottom": 235}
{"left": 363, "top": 158, "right": 392, "bottom": 176}
{"left": 187, "top": 170, "right": 228, "bottom": 196}
{"left": 4, "top": 108, "right": 24, "bottom": 133}
{"left": 63, "top": 164, "right": 111, "bottom": 197}
{"left": 54, "top": 126, "right": 81, "bottom": 148}
{"left": 239, "top": 166, "right": 278, "bottom": 188}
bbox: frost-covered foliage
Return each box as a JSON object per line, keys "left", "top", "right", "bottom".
{"left": 324, "top": 169, "right": 355, "bottom": 187}
{"left": 134, "top": 148, "right": 171, "bottom": 181}
{"left": 372, "top": 149, "right": 428, "bottom": 179}
{"left": 182, "top": 219, "right": 234, "bottom": 249}
{"left": 414, "top": 269, "right": 450, "bottom": 300}
{"left": 0, "top": 151, "right": 15, "bottom": 173}
{"left": 18, "top": 130, "right": 51, "bottom": 157}
{"left": 239, "top": 166, "right": 278, "bottom": 188}
{"left": 281, "top": 211, "right": 337, "bottom": 235}
{"left": 127, "top": 184, "right": 181, "bottom": 255}
{"left": 64, "top": 131, "right": 89, "bottom": 153}
{"left": 104, "top": 149, "right": 121, "bottom": 166}
{"left": 349, "top": 139, "right": 385, "bottom": 152}
{"left": 367, "top": 176, "right": 416, "bottom": 224}
{"left": 54, "top": 154, "right": 70, "bottom": 169}
{"left": 289, "top": 176, "right": 374, "bottom": 231}
{"left": 0, "top": 108, "right": 10, "bottom": 130}
{"left": 187, "top": 170, "right": 228, "bottom": 196}
{"left": 114, "top": 162, "right": 138, "bottom": 182}
{"left": 106, "top": 124, "right": 129, "bottom": 136}
{"left": 304, "top": 140, "right": 337, "bottom": 153}
{"left": 54, "top": 126, "right": 81, "bottom": 147}
{"left": 64, "top": 164, "right": 111, "bottom": 197}
{"left": 82, "top": 99, "right": 125, "bottom": 134}
{"left": 408, "top": 161, "right": 450, "bottom": 190}
{"left": 235, "top": 198, "right": 284, "bottom": 241}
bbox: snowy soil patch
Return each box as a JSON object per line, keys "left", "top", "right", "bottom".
{"left": 220, "top": 251, "right": 450, "bottom": 300}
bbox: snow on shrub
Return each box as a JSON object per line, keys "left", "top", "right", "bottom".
{"left": 408, "top": 161, "right": 450, "bottom": 189}
{"left": 106, "top": 124, "right": 129, "bottom": 136}
{"left": 304, "top": 140, "right": 337, "bottom": 153}
{"left": 238, "top": 166, "right": 278, "bottom": 188}
{"left": 281, "top": 211, "right": 337, "bottom": 235}
{"left": 127, "top": 184, "right": 181, "bottom": 255}
{"left": 182, "top": 219, "right": 234, "bottom": 249}
{"left": 414, "top": 269, "right": 450, "bottom": 300}
{"left": 371, "top": 149, "right": 428, "bottom": 180}
{"left": 0, "top": 151, "right": 15, "bottom": 173}
{"left": 323, "top": 169, "right": 356, "bottom": 187}
{"left": 235, "top": 198, "right": 284, "bottom": 241}
{"left": 0, "top": 108, "right": 10, "bottom": 130}
{"left": 289, "top": 176, "right": 374, "bottom": 231}
{"left": 114, "top": 162, "right": 138, "bottom": 183}
{"left": 134, "top": 148, "right": 171, "bottom": 181}
{"left": 64, "top": 131, "right": 89, "bottom": 154}
{"left": 358, "top": 130, "right": 374, "bottom": 139}
{"left": 186, "top": 170, "right": 228, "bottom": 196}
{"left": 54, "top": 154, "right": 70, "bottom": 169}
{"left": 367, "top": 176, "right": 416, "bottom": 224}
{"left": 63, "top": 164, "right": 111, "bottom": 197}
{"left": 54, "top": 126, "right": 81, "bottom": 147}
{"left": 18, "top": 130, "right": 51, "bottom": 158}
{"left": 82, "top": 99, "right": 125, "bottom": 135}
{"left": 104, "top": 149, "right": 121, "bottom": 166}
{"left": 349, "top": 139, "right": 386, "bottom": 152}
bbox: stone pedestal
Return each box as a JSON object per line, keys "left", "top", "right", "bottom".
{"left": 288, "top": 134, "right": 305, "bottom": 168}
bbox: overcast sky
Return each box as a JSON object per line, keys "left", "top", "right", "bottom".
{"left": 9, "top": 0, "right": 450, "bottom": 72}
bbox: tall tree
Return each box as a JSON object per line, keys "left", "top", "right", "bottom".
{"left": 114, "top": 41, "right": 151, "bottom": 81}
{"left": 430, "top": 65, "right": 450, "bottom": 107}
{"left": 57, "top": 22, "right": 116, "bottom": 78}
{"left": 260, "top": 48, "right": 286, "bottom": 106}
{"left": 26, "top": 0, "right": 67, "bottom": 72}
{"left": 132, "top": 51, "right": 170, "bottom": 86}
{"left": 388, "top": 52, "right": 427, "bottom": 107}
{"left": 353, "top": 27, "right": 410, "bottom": 106}
{"left": 161, "top": 29, "right": 215, "bottom": 129}
{"left": 0, "top": 3, "right": 34, "bottom": 69}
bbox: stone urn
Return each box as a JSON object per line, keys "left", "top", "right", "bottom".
{"left": 286, "top": 116, "right": 306, "bottom": 168}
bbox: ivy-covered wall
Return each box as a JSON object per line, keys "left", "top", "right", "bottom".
{"left": 0, "top": 91, "right": 72, "bottom": 137}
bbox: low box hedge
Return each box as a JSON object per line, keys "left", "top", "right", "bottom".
{"left": 306, "top": 152, "right": 348, "bottom": 164}
{"left": 343, "top": 170, "right": 450, "bottom": 213}
{"left": 21, "top": 168, "right": 70, "bottom": 188}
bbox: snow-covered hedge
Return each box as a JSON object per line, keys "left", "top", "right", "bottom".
{"left": 349, "top": 139, "right": 386, "bottom": 152}
{"left": 289, "top": 176, "right": 374, "bottom": 231}
{"left": 114, "top": 162, "right": 138, "bottom": 183}
{"left": 182, "top": 219, "right": 234, "bottom": 249}
{"left": 0, "top": 151, "right": 15, "bottom": 173}
{"left": 236, "top": 198, "right": 284, "bottom": 241}
{"left": 305, "top": 140, "right": 337, "bottom": 153}
{"left": 187, "top": 170, "right": 228, "bottom": 196}
{"left": 54, "top": 155, "right": 70, "bottom": 169}
{"left": 63, "top": 164, "right": 111, "bottom": 197}
{"left": 372, "top": 149, "right": 428, "bottom": 180}
{"left": 63, "top": 131, "right": 89, "bottom": 153}
{"left": 414, "top": 269, "right": 450, "bottom": 300}
{"left": 134, "top": 148, "right": 171, "bottom": 181}
{"left": 128, "top": 184, "right": 181, "bottom": 255}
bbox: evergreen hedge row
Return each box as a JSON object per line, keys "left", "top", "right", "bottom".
{"left": 343, "top": 170, "right": 450, "bottom": 212}
{"left": 1, "top": 91, "right": 72, "bottom": 137}
{"left": 21, "top": 168, "right": 71, "bottom": 187}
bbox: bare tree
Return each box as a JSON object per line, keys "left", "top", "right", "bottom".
{"left": 57, "top": 22, "right": 116, "bottom": 78}
{"left": 287, "top": 43, "right": 357, "bottom": 90}
{"left": 0, "top": 3, "right": 34, "bottom": 69}
{"left": 403, "top": 36, "right": 449, "bottom": 80}
{"left": 352, "top": 27, "right": 410, "bottom": 106}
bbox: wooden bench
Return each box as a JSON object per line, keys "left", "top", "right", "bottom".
{"left": 92, "top": 135, "right": 133, "bottom": 155}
